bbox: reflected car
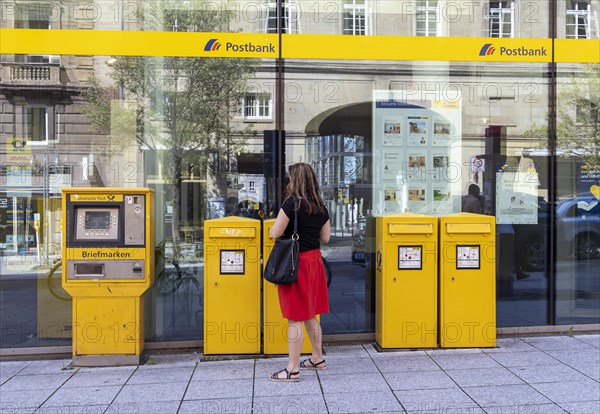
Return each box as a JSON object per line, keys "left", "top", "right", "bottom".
{"left": 556, "top": 196, "right": 600, "bottom": 260}
{"left": 516, "top": 196, "right": 600, "bottom": 271}
{"left": 513, "top": 197, "right": 551, "bottom": 272}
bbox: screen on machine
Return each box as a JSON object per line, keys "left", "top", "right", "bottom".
{"left": 85, "top": 211, "right": 111, "bottom": 230}
{"left": 74, "top": 207, "right": 119, "bottom": 242}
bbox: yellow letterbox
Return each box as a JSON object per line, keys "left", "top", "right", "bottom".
{"left": 263, "top": 219, "right": 314, "bottom": 355}
{"left": 61, "top": 188, "right": 155, "bottom": 366}
{"left": 375, "top": 213, "right": 438, "bottom": 349}
{"left": 203, "top": 217, "right": 260, "bottom": 355}
{"left": 440, "top": 213, "right": 496, "bottom": 348}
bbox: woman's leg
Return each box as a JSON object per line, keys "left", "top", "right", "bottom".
{"left": 304, "top": 317, "right": 325, "bottom": 365}
{"left": 272, "top": 320, "right": 303, "bottom": 379}
{"left": 287, "top": 320, "right": 303, "bottom": 371}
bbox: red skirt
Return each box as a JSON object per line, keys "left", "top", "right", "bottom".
{"left": 277, "top": 248, "right": 330, "bottom": 321}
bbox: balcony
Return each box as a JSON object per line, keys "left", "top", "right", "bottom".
{"left": 1, "top": 63, "right": 61, "bottom": 85}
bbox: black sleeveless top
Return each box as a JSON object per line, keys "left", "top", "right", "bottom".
{"left": 281, "top": 197, "right": 330, "bottom": 252}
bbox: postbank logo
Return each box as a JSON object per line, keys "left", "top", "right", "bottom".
{"left": 203, "top": 38, "right": 275, "bottom": 53}
{"left": 479, "top": 43, "right": 496, "bottom": 56}
{"left": 479, "top": 42, "right": 547, "bottom": 57}
{"left": 204, "top": 39, "right": 221, "bottom": 52}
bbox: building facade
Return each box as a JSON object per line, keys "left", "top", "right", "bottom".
{"left": 0, "top": 0, "right": 598, "bottom": 352}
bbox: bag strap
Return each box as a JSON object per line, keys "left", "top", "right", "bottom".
{"left": 292, "top": 198, "right": 299, "bottom": 240}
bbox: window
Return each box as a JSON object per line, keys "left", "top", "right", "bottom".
{"left": 264, "top": 1, "right": 300, "bottom": 34}
{"left": 248, "top": 181, "right": 255, "bottom": 193}
{"left": 567, "top": 1, "right": 591, "bottom": 39}
{"left": 240, "top": 93, "right": 272, "bottom": 120}
{"left": 14, "top": 4, "right": 60, "bottom": 64}
{"left": 343, "top": 0, "right": 368, "bottom": 35}
{"left": 16, "top": 104, "right": 55, "bottom": 145}
{"left": 488, "top": 1, "right": 515, "bottom": 38}
{"left": 416, "top": 1, "right": 439, "bottom": 36}
{"left": 23, "top": 106, "right": 50, "bottom": 145}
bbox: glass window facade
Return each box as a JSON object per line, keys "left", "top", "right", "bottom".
{"left": 0, "top": 1, "right": 598, "bottom": 350}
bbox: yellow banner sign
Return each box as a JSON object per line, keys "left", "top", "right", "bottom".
{"left": 67, "top": 248, "right": 146, "bottom": 260}
{"left": 555, "top": 39, "right": 600, "bottom": 63}
{"left": 1, "top": 29, "right": 598, "bottom": 63}
{"left": 0, "top": 29, "right": 279, "bottom": 59}
{"left": 282, "top": 35, "right": 556, "bottom": 63}
{"left": 70, "top": 194, "right": 124, "bottom": 202}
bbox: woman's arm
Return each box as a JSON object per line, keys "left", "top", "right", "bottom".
{"left": 269, "top": 208, "right": 290, "bottom": 239}
{"left": 320, "top": 219, "right": 331, "bottom": 244}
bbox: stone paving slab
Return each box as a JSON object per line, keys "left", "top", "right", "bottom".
{"left": 444, "top": 367, "right": 525, "bottom": 388}
{"left": 61, "top": 369, "right": 131, "bottom": 388}
{"left": 0, "top": 371, "right": 72, "bottom": 391}
{"left": 507, "top": 364, "right": 591, "bottom": 384}
{"left": 324, "top": 390, "right": 404, "bottom": 413}
{"left": 114, "top": 381, "right": 188, "bottom": 404}
{"left": 0, "top": 334, "right": 598, "bottom": 413}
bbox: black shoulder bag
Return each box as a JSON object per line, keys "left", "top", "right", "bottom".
{"left": 264, "top": 199, "right": 300, "bottom": 285}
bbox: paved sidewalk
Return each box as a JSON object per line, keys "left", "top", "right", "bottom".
{"left": 0, "top": 334, "right": 599, "bottom": 414}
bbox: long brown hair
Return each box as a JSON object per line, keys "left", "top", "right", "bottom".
{"left": 284, "top": 163, "right": 326, "bottom": 215}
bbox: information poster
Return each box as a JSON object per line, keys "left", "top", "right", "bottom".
{"left": 382, "top": 150, "right": 402, "bottom": 178}
{"left": 398, "top": 246, "right": 422, "bottom": 270}
{"left": 432, "top": 118, "right": 452, "bottom": 146}
{"left": 220, "top": 250, "right": 245, "bottom": 274}
{"left": 372, "top": 91, "right": 462, "bottom": 214}
{"left": 383, "top": 117, "right": 404, "bottom": 146}
{"left": 496, "top": 171, "right": 539, "bottom": 224}
{"left": 407, "top": 116, "right": 429, "bottom": 146}
{"left": 456, "top": 245, "right": 480, "bottom": 269}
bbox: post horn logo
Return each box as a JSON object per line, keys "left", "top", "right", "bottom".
{"left": 204, "top": 39, "right": 221, "bottom": 52}
{"left": 479, "top": 43, "right": 496, "bottom": 56}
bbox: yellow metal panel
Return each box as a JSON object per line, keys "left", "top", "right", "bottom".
{"left": 445, "top": 223, "right": 492, "bottom": 234}
{"left": 69, "top": 194, "right": 124, "bottom": 202}
{"left": 262, "top": 220, "right": 314, "bottom": 355}
{"left": 440, "top": 214, "right": 496, "bottom": 348}
{"left": 375, "top": 218, "right": 384, "bottom": 347}
{"left": 66, "top": 248, "right": 147, "bottom": 261}
{"left": 208, "top": 227, "right": 256, "bottom": 239}
{"left": 388, "top": 223, "right": 434, "bottom": 235}
{"left": 555, "top": 39, "right": 600, "bottom": 63}
{"left": 376, "top": 213, "right": 438, "bottom": 349}
{"left": 203, "top": 217, "right": 261, "bottom": 354}
{"left": 73, "top": 297, "right": 138, "bottom": 355}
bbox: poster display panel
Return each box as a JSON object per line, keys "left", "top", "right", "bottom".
{"left": 372, "top": 91, "right": 462, "bottom": 214}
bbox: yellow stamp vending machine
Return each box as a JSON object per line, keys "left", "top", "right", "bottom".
{"left": 61, "top": 188, "right": 154, "bottom": 366}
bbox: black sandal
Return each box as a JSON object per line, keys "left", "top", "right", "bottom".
{"left": 269, "top": 368, "right": 300, "bottom": 382}
{"left": 299, "top": 358, "right": 326, "bottom": 370}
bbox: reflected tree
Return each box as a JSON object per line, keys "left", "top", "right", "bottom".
{"left": 526, "top": 63, "right": 600, "bottom": 165}
{"left": 82, "top": 3, "right": 258, "bottom": 259}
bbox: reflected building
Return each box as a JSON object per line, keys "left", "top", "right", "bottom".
{"left": 0, "top": 1, "right": 599, "bottom": 351}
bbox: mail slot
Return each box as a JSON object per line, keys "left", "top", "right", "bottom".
{"left": 203, "top": 216, "right": 261, "bottom": 355}
{"left": 440, "top": 213, "right": 496, "bottom": 348}
{"left": 375, "top": 213, "right": 438, "bottom": 349}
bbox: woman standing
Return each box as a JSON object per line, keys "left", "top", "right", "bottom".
{"left": 268, "top": 163, "right": 331, "bottom": 382}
